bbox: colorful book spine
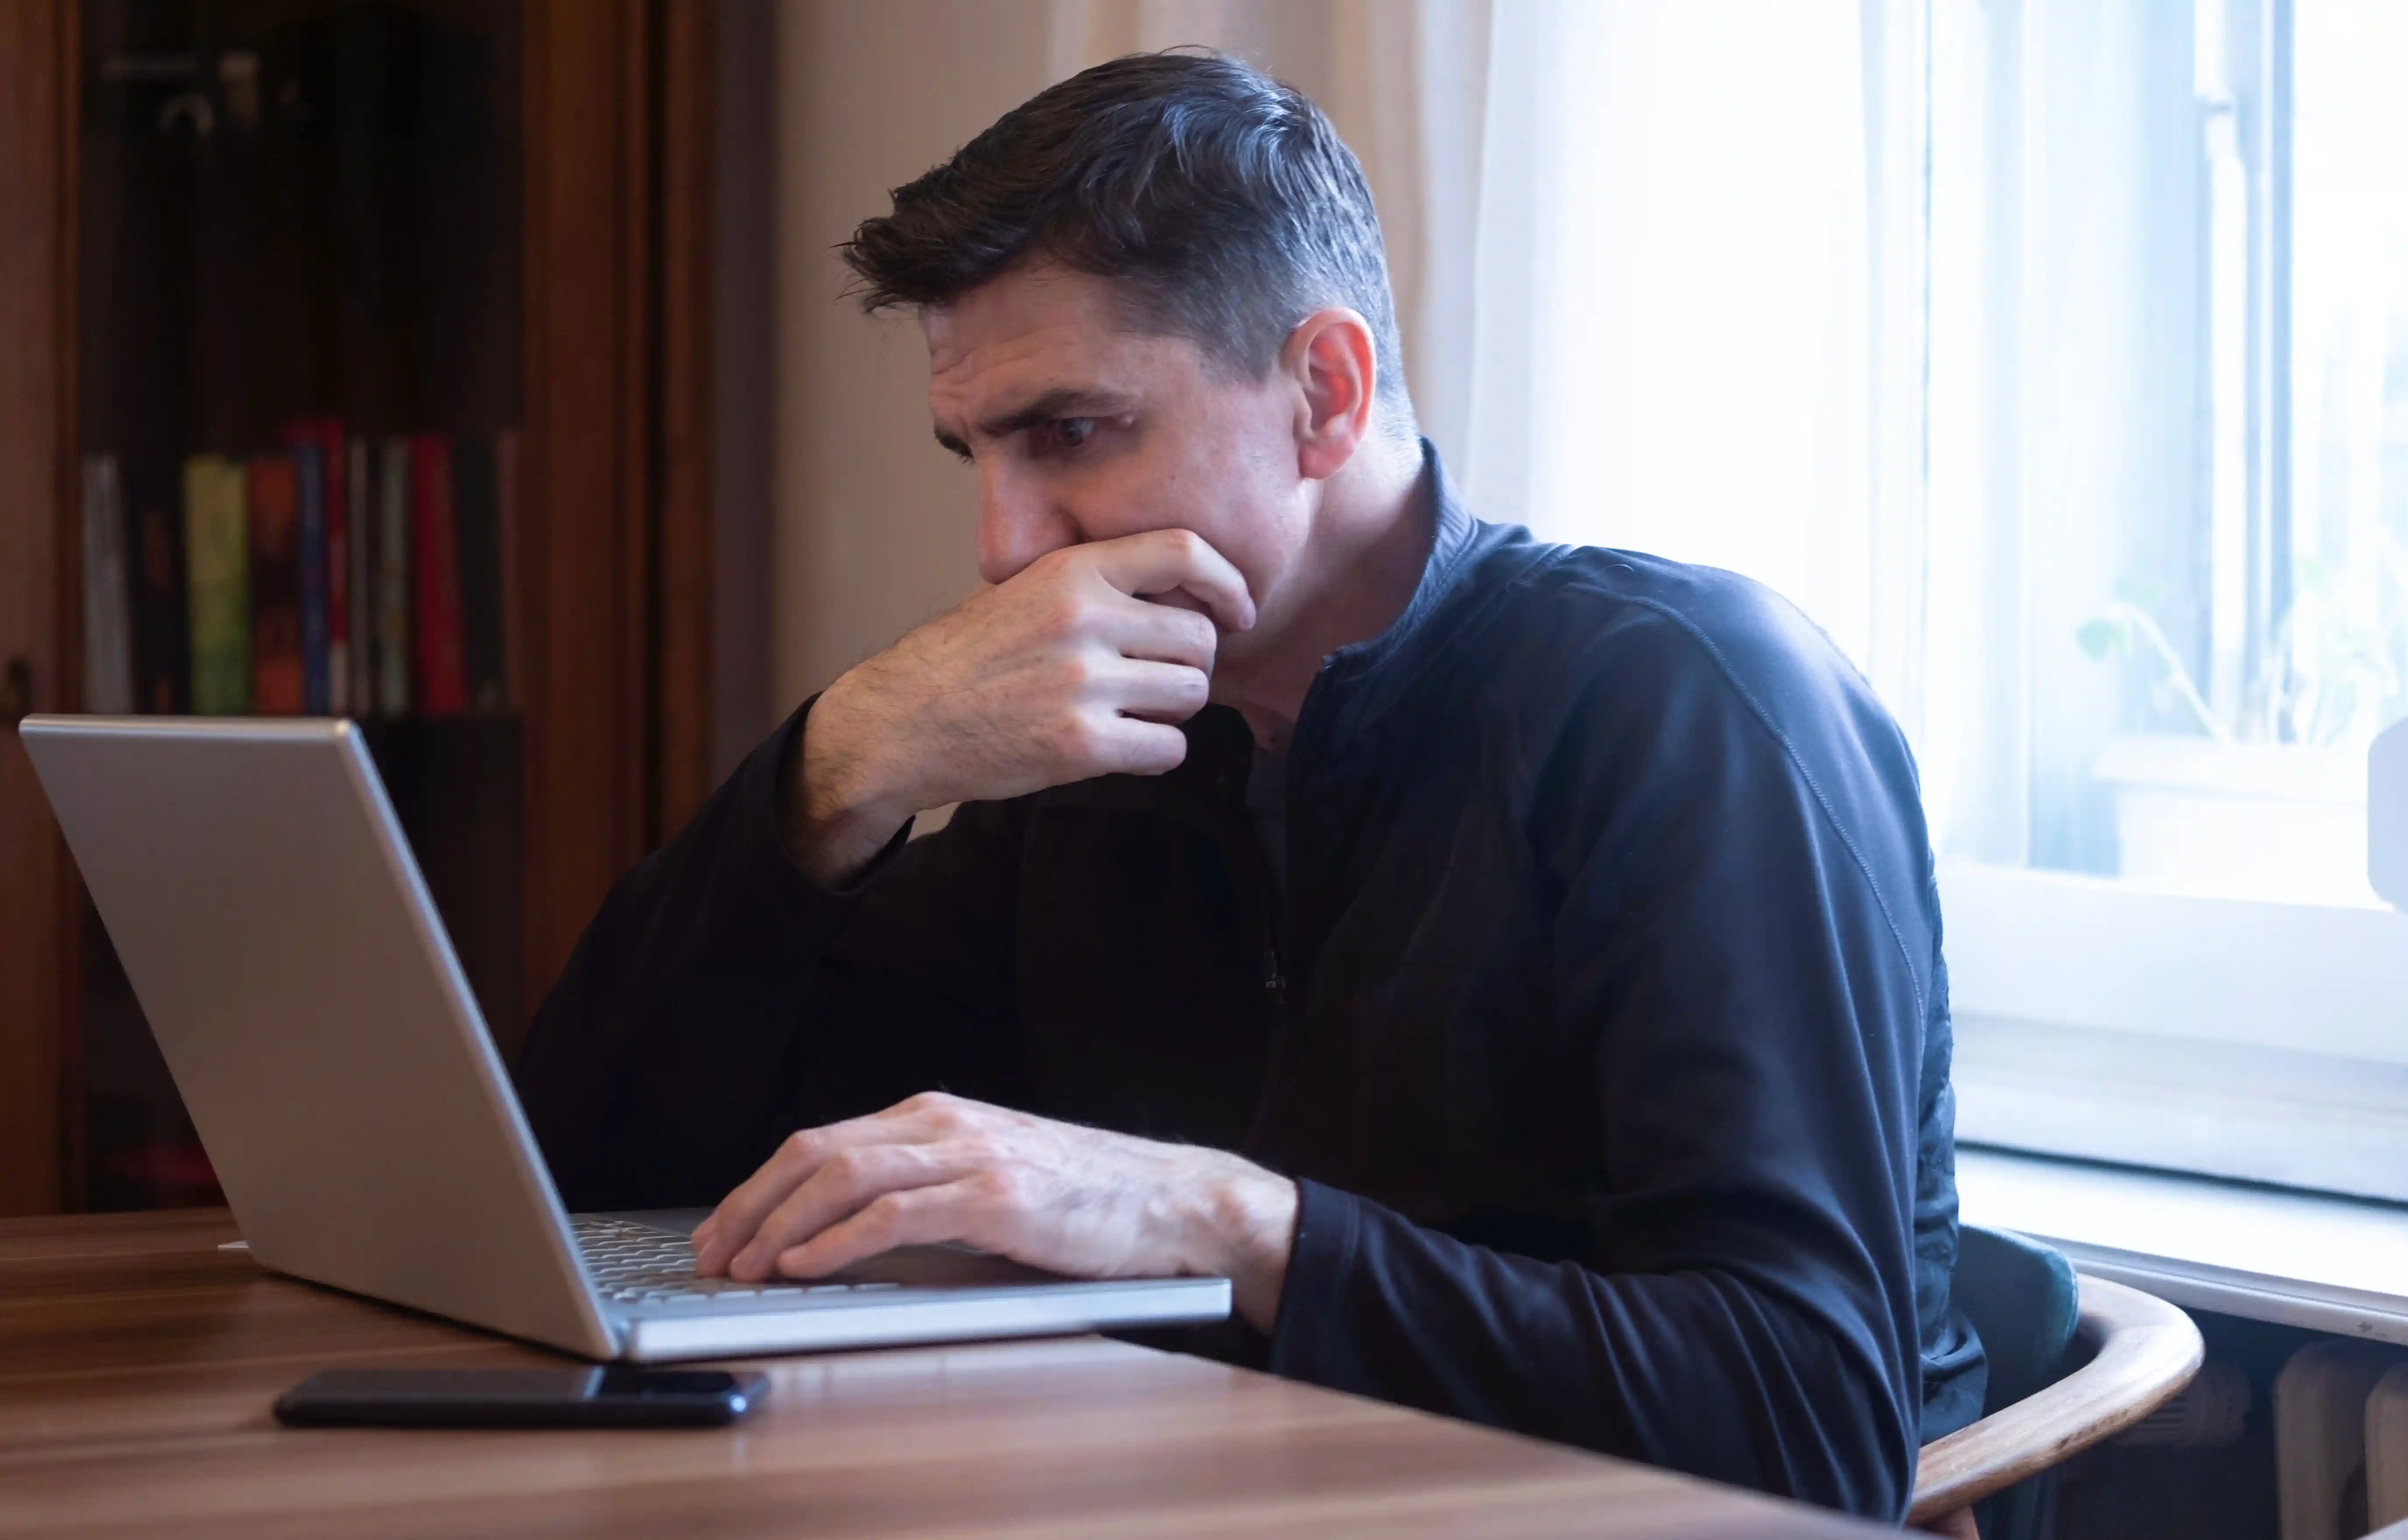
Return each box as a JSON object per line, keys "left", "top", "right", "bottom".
{"left": 282, "top": 417, "right": 347, "bottom": 715}
{"left": 183, "top": 455, "right": 250, "bottom": 715}
{"left": 497, "top": 427, "right": 521, "bottom": 711}
{"left": 347, "top": 438, "right": 373, "bottom": 714}
{"left": 247, "top": 455, "right": 304, "bottom": 715}
{"left": 451, "top": 437, "right": 505, "bottom": 711}
{"left": 126, "top": 460, "right": 189, "bottom": 714}
{"left": 292, "top": 440, "right": 330, "bottom": 714}
{"left": 80, "top": 456, "right": 135, "bottom": 715}
{"left": 410, "top": 433, "right": 468, "bottom": 715}
{"left": 377, "top": 437, "right": 410, "bottom": 714}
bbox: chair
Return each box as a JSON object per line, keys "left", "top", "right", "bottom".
{"left": 1909, "top": 1225, "right": 2205, "bottom": 1539}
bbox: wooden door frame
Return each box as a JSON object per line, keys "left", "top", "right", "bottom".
{"left": 520, "top": 0, "right": 717, "bottom": 1018}
{"left": 0, "top": 0, "right": 78, "bottom": 1216}
{"left": 656, "top": 0, "right": 717, "bottom": 843}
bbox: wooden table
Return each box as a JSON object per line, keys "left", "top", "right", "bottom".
{"left": 0, "top": 1211, "right": 1880, "bottom": 1538}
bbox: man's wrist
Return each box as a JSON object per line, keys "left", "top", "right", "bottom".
{"left": 1195, "top": 1157, "right": 1299, "bottom": 1333}
{"left": 784, "top": 684, "right": 915, "bottom": 885}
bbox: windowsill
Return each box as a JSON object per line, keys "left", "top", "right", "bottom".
{"left": 1957, "top": 1146, "right": 2408, "bottom": 1344}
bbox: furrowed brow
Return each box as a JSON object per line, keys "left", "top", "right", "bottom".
{"left": 973, "top": 388, "right": 1127, "bottom": 442}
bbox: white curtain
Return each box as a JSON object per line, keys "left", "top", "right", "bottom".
{"left": 1046, "top": 0, "right": 1925, "bottom": 724}
{"left": 1463, "top": 2, "right": 1928, "bottom": 730}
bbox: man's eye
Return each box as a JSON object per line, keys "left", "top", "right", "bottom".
{"left": 1030, "top": 418, "right": 1096, "bottom": 456}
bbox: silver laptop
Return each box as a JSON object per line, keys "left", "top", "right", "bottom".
{"left": 21, "top": 715, "right": 1229, "bottom": 1361}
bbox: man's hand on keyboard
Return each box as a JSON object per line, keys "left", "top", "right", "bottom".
{"left": 688, "top": 1092, "right": 1299, "bottom": 1332}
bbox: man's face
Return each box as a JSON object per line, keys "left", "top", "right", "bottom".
{"left": 924, "top": 264, "right": 1315, "bottom": 662}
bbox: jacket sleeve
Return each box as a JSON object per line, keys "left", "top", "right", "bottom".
{"left": 514, "top": 700, "right": 1031, "bottom": 1212}
{"left": 1263, "top": 596, "right": 1944, "bottom": 1520}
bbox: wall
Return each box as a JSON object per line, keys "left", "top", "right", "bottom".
{"left": 713, "top": 0, "right": 778, "bottom": 778}
{"left": 770, "top": 0, "right": 1054, "bottom": 715}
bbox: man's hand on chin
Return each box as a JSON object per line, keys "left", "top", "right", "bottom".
{"left": 786, "top": 528, "right": 1258, "bottom": 888}
{"left": 686, "top": 1092, "right": 1300, "bottom": 1333}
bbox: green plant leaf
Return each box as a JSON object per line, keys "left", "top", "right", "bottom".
{"left": 2076, "top": 617, "right": 2128, "bottom": 660}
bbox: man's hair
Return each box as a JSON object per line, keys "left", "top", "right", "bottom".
{"left": 843, "top": 49, "right": 1410, "bottom": 410}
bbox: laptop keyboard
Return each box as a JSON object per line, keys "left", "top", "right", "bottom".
{"left": 572, "top": 1215, "right": 898, "bottom": 1307}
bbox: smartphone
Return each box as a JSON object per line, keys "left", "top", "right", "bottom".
{"left": 273, "top": 1367, "right": 769, "bottom": 1429}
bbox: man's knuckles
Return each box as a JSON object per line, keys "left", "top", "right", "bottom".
{"left": 966, "top": 1165, "right": 1026, "bottom": 1211}
{"left": 1029, "top": 585, "right": 1095, "bottom": 643}
{"left": 899, "top": 1089, "right": 972, "bottom": 1127}
{"left": 1050, "top": 711, "right": 1112, "bottom": 768}
{"left": 1141, "top": 526, "right": 1210, "bottom": 572}
{"left": 815, "top": 1146, "right": 876, "bottom": 1191}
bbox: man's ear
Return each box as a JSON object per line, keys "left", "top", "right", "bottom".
{"left": 1282, "top": 307, "right": 1379, "bottom": 482}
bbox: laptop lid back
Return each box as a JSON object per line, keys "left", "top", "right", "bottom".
{"left": 21, "top": 716, "right": 616, "bottom": 1358}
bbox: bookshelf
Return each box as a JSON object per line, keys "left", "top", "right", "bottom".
{"left": 0, "top": 0, "right": 722, "bottom": 1215}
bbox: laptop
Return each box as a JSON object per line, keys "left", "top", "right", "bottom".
{"left": 21, "top": 715, "right": 1230, "bottom": 1360}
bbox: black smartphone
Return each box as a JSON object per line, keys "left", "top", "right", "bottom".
{"left": 272, "top": 1367, "right": 769, "bottom": 1429}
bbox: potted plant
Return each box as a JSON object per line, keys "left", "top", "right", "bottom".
{"left": 2078, "top": 549, "right": 2406, "bottom": 906}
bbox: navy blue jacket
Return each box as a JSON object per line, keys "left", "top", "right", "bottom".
{"left": 515, "top": 452, "right": 1986, "bottom": 1518}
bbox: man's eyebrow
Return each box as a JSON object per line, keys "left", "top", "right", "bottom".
{"left": 934, "top": 388, "right": 1131, "bottom": 459}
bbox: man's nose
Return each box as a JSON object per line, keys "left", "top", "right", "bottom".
{"left": 974, "top": 467, "right": 1079, "bottom": 585}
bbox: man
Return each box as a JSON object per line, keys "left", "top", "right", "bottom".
{"left": 517, "top": 49, "right": 1983, "bottom": 1518}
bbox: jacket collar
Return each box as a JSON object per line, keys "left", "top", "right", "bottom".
{"left": 1299, "top": 440, "right": 1499, "bottom": 761}
{"left": 1045, "top": 439, "right": 1515, "bottom": 814}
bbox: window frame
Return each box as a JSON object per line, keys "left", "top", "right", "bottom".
{"left": 1922, "top": 0, "right": 2408, "bottom": 1201}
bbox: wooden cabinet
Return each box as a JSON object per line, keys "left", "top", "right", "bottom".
{"left": 0, "top": 0, "right": 721, "bottom": 1215}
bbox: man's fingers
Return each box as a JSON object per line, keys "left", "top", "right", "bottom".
{"left": 1102, "top": 595, "right": 1219, "bottom": 670}
{"left": 1081, "top": 715, "right": 1189, "bottom": 777}
{"left": 1084, "top": 530, "right": 1256, "bottom": 634}
{"left": 772, "top": 1179, "right": 1003, "bottom": 1279}
{"left": 724, "top": 1141, "right": 972, "bottom": 1282}
{"left": 1101, "top": 659, "right": 1211, "bottom": 724}
{"left": 694, "top": 1103, "right": 952, "bottom": 1273}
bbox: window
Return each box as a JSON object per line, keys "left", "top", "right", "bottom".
{"left": 1467, "top": 0, "right": 2408, "bottom": 1199}
{"left": 1924, "top": 0, "right": 2408, "bottom": 1200}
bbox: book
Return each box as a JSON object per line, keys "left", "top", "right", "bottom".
{"left": 346, "top": 437, "right": 373, "bottom": 712}
{"left": 283, "top": 417, "right": 347, "bottom": 714}
{"left": 80, "top": 456, "right": 135, "bottom": 715}
{"left": 497, "top": 427, "right": 521, "bottom": 711}
{"left": 410, "top": 433, "right": 468, "bottom": 715}
{"left": 292, "top": 440, "right": 329, "bottom": 713}
{"left": 247, "top": 455, "right": 304, "bottom": 715}
{"left": 183, "top": 456, "right": 250, "bottom": 715}
{"left": 125, "top": 461, "right": 189, "bottom": 715}
{"left": 377, "top": 437, "right": 410, "bottom": 714}
{"left": 451, "top": 437, "right": 505, "bottom": 711}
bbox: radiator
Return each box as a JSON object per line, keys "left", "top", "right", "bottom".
{"left": 2276, "top": 1341, "right": 2408, "bottom": 1539}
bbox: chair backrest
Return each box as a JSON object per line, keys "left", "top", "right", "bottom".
{"left": 1912, "top": 1226, "right": 2202, "bottom": 1536}
{"left": 1953, "top": 1224, "right": 2082, "bottom": 1415}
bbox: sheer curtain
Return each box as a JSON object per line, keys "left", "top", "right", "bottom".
{"left": 1457, "top": 1, "right": 1929, "bottom": 733}
{"left": 1046, "top": 1, "right": 1926, "bottom": 726}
